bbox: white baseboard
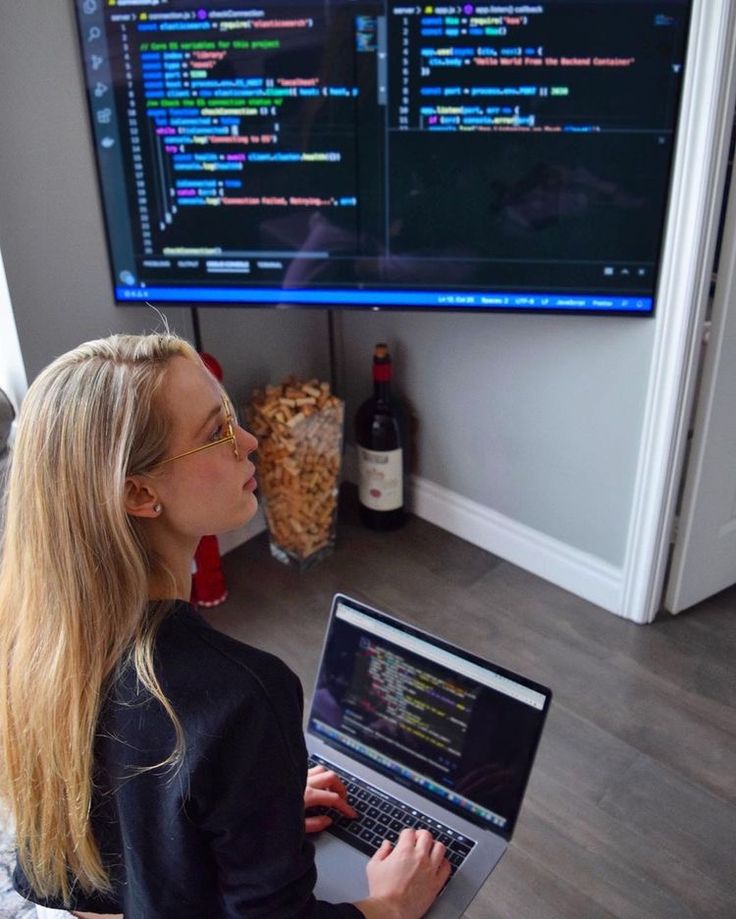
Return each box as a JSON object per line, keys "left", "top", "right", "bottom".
{"left": 344, "top": 444, "right": 624, "bottom": 615}
{"left": 220, "top": 447, "right": 625, "bottom": 616}
{"left": 410, "top": 475, "right": 624, "bottom": 615}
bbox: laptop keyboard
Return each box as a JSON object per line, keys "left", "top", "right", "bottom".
{"left": 308, "top": 755, "right": 475, "bottom": 875}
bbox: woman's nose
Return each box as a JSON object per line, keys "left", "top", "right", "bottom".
{"left": 238, "top": 425, "right": 258, "bottom": 455}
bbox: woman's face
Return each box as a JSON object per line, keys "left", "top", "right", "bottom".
{"left": 151, "top": 355, "right": 258, "bottom": 540}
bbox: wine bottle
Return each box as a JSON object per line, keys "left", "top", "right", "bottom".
{"left": 355, "top": 343, "right": 409, "bottom": 530}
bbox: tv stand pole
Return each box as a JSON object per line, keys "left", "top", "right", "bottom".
{"left": 327, "top": 308, "right": 338, "bottom": 396}
{"left": 191, "top": 306, "right": 203, "bottom": 353}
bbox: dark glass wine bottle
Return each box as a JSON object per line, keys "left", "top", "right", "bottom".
{"left": 355, "top": 343, "right": 409, "bottom": 530}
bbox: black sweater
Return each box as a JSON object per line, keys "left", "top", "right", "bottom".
{"left": 14, "top": 601, "right": 362, "bottom": 918}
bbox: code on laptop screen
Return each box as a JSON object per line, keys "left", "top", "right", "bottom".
{"left": 309, "top": 601, "right": 550, "bottom": 835}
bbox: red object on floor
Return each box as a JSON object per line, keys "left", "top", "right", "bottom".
{"left": 200, "top": 352, "right": 223, "bottom": 381}
{"left": 190, "top": 351, "right": 228, "bottom": 608}
{"left": 191, "top": 534, "right": 228, "bottom": 607}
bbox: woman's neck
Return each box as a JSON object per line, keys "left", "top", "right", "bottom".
{"left": 147, "top": 532, "right": 199, "bottom": 602}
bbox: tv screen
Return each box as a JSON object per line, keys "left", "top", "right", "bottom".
{"left": 74, "top": 0, "right": 692, "bottom": 315}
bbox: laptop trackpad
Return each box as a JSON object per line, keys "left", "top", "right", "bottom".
{"left": 313, "top": 834, "right": 370, "bottom": 903}
{"left": 313, "top": 833, "right": 470, "bottom": 919}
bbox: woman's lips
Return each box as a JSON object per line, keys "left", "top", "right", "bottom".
{"left": 244, "top": 469, "right": 257, "bottom": 491}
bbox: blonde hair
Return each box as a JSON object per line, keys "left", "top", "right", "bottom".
{"left": 0, "top": 332, "right": 202, "bottom": 903}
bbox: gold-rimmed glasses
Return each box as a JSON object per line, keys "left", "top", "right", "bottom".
{"left": 152, "top": 395, "right": 239, "bottom": 468}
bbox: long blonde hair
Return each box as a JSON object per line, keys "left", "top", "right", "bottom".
{"left": 0, "top": 332, "right": 201, "bottom": 903}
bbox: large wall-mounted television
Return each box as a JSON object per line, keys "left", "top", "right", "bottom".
{"left": 74, "top": 0, "right": 693, "bottom": 315}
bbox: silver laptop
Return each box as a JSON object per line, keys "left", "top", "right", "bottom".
{"left": 307, "top": 594, "right": 552, "bottom": 917}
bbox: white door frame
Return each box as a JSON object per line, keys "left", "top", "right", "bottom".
{"left": 0, "top": 244, "right": 27, "bottom": 422}
{"left": 664, "top": 163, "right": 736, "bottom": 612}
{"left": 620, "top": 0, "right": 736, "bottom": 623}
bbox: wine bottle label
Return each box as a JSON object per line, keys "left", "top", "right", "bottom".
{"left": 358, "top": 447, "right": 403, "bottom": 511}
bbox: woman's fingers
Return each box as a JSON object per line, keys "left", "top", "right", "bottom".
{"left": 429, "top": 839, "right": 447, "bottom": 869}
{"left": 395, "top": 827, "right": 449, "bottom": 874}
{"left": 304, "top": 768, "right": 357, "bottom": 818}
{"left": 415, "top": 829, "right": 433, "bottom": 848}
{"left": 370, "top": 839, "right": 393, "bottom": 862}
{"left": 307, "top": 768, "right": 348, "bottom": 796}
{"left": 304, "top": 813, "right": 333, "bottom": 834}
{"left": 396, "top": 827, "right": 416, "bottom": 848}
{"left": 365, "top": 827, "right": 451, "bottom": 917}
{"left": 304, "top": 786, "right": 357, "bottom": 817}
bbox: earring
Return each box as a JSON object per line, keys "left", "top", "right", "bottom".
{"left": 153, "top": 503, "right": 162, "bottom": 514}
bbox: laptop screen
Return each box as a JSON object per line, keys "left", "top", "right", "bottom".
{"left": 308, "top": 595, "right": 551, "bottom": 839}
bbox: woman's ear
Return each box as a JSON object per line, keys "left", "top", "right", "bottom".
{"left": 124, "top": 476, "right": 162, "bottom": 519}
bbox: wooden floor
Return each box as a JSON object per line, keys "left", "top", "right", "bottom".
{"left": 202, "top": 489, "right": 736, "bottom": 919}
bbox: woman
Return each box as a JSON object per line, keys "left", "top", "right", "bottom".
{"left": 0, "top": 333, "right": 449, "bottom": 918}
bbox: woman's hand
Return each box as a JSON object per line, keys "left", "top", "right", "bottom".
{"left": 303, "top": 764, "right": 357, "bottom": 833}
{"left": 356, "top": 828, "right": 451, "bottom": 919}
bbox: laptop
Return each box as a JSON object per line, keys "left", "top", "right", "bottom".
{"left": 307, "top": 593, "right": 552, "bottom": 917}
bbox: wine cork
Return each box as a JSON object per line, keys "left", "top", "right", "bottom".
{"left": 247, "top": 378, "right": 344, "bottom": 561}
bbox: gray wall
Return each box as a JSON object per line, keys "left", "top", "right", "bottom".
{"left": 1, "top": 1, "right": 658, "bottom": 570}
{"left": 338, "top": 309, "right": 655, "bottom": 567}
{"left": 0, "top": 1, "right": 328, "bottom": 407}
